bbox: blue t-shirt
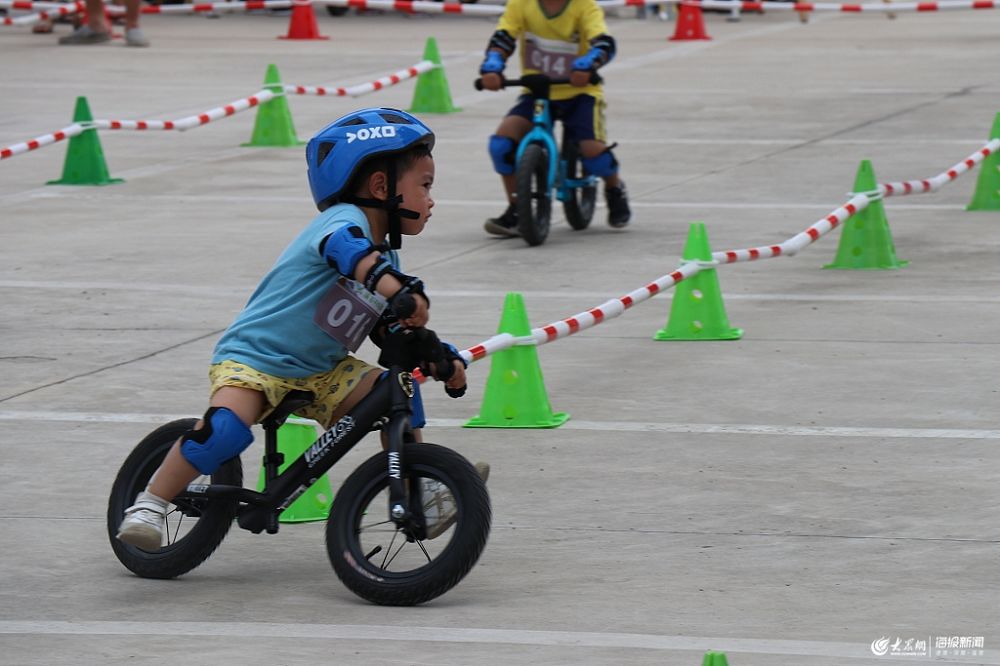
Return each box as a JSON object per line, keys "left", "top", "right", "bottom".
{"left": 212, "top": 204, "right": 398, "bottom": 377}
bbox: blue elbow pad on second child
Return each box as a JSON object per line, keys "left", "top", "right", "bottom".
{"left": 481, "top": 51, "right": 505, "bottom": 74}
{"left": 573, "top": 48, "right": 603, "bottom": 72}
{"left": 573, "top": 35, "right": 616, "bottom": 72}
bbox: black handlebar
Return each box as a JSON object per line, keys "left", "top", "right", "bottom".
{"left": 474, "top": 71, "right": 602, "bottom": 95}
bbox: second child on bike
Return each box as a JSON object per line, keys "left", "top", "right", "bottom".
{"left": 117, "top": 107, "right": 488, "bottom": 551}
{"left": 479, "top": 0, "right": 632, "bottom": 237}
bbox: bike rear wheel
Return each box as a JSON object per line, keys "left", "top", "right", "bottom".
{"left": 561, "top": 140, "right": 596, "bottom": 230}
{"left": 516, "top": 142, "right": 552, "bottom": 247}
{"left": 107, "top": 419, "right": 242, "bottom": 579}
{"left": 327, "top": 442, "right": 491, "bottom": 606}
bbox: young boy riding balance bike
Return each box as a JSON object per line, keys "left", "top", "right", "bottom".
{"left": 479, "top": 0, "right": 632, "bottom": 237}
{"left": 117, "top": 108, "right": 487, "bottom": 551}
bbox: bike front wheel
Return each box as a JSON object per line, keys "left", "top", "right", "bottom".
{"left": 561, "top": 140, "right": 597, "bottom": 230}
{"left": 327, "top": 442, "right": 492, "bottom": 606}
{"left": 107, "top": 419, "right": 243, "bottom": 579}
{"left": 516, "top": 142, "right": 552, "bottom": 246}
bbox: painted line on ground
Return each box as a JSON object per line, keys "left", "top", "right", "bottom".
{"left": 2, "top": 410, "right": 998, "bottom": 439}
{"left": 0, "top": 621, "right": 994, "bottom": 663}
{"left": 4, "top": 279, "right": 1000, "bottom": 304}
{"left": 8, "top": 190, "right": 968, "bottom": 211}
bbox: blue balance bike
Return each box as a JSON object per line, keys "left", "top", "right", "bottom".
{"left": 477, "top": 73, "right": 600, "bottom": 246}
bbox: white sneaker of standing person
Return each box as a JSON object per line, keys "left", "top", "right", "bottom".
{"left": 421, "top": 462, "right": 490, "bottom": 540}
{"left": 116, "top": 491, "right": 168, "bottom": 550}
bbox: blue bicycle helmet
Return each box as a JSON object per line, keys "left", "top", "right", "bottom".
{"left": 306, "top": 108, "right": 435, "bottom": 249}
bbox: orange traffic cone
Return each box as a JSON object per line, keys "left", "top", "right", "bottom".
{"left": 279, "top": 0, "right": 329, "bottom": 40}
{"left": 670, "top": 3, "right": 711, "bottom": 41}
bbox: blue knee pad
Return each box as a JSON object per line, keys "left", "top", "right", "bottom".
{"left": 180, "top": 407, "right": 254, "bottom": 475}
{"left": 488, "top": 135, "right": 516, "bottom": 176}
{"left": 582, "top": 149, "right": 619, "bottom": 178}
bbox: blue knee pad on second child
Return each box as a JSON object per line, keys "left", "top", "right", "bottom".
{"left": 582, "top": 149, "right": 619, "bottom": 178}
{"left": 488, "top": 135, "right": 516, "bottom": 175}
{"left": 180, "top": 406, "right": 254, "bottom": 475}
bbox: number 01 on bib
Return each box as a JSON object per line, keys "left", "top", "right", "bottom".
{"left": 314, "top": 278, "right": 388, "bottom": 352}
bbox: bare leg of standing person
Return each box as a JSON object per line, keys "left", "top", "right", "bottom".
{"left": 58, "top": 0, "right": 110, "bottom": 43}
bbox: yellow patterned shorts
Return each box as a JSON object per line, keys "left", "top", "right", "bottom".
{"left": 209, "top": 358, "right": 377, "bottom": 429}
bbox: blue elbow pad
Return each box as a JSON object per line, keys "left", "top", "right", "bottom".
{"left": 573, "top": 49, "right": 601, "bottom": 72}
{"left": 573, "top": 35, "right": 616, "bottom": 71}
{"left": 180, "top": 407, "right": 255, "bottom": 475}
{"left": 481, "top": 50, "right": 506, "bottom": 75}
{"left": 320, "top": 224, "right": 375, "bottom": 277}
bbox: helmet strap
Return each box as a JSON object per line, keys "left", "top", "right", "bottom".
{"left": 343, "top": 161, "right": 421, "bottom": 250}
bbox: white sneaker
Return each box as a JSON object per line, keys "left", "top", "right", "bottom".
{"left": 125, "top": 28, "right": 149, "bottom": 47}
{"left": 421, "top": 462, "right": 489, "bottom": 540}
{"left": 116, "top": 492, "right": 166, "bottom": 550}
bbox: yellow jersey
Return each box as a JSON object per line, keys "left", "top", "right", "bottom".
{"left": 496, "top": 0, "right": 608, "bottom": 102}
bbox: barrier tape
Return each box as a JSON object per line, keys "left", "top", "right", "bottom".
{"left": 6, "top": 0, "right": 994, "bottom": 26}
{"left": 131, "top": 0, "right": 292, "bottom": 14}
{"left": 0, "top": 124, "right": 86, "bottom": 160}
{"left": 680, "top": 0, "right": 1000, "bottom": 11}
{"left": 316, "top": 0, "right": 504, "bottom": 15}
{"left": 0, "top": 60, "right": 432, "bottom": 160}
{"left": 287, "top": 60, "right": 433, "bottom": 96}
{"left": 450, "top": 138, "right": 1000, "bottom": 366}
{"left": 1, "top": 0, "right": 81, "bottom": 25}
{"left": 0, "top": 0, "right": 292, "bottom": 26}
{"left": 0, "top": 0, "right": 290, "bottom": 11}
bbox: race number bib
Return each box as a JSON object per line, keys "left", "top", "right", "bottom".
{"left": 313, "top": 278, "right": 387, "bottom": 352}
{"left": 523, "top": 32, "right": 579, "bottom": 79}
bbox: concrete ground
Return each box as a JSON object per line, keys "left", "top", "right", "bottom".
{"left": 1, "top": 4, "right": 999, "bottom": 665}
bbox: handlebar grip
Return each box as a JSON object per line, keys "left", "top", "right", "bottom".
{"left": 474, "top": 72, "right": 601, "bottom": 91}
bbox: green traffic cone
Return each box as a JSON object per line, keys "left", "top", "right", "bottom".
{"left": 257, "top": 421, "right": 333, "bottom": 523}
{"left": 966, "top": 112, "right": 1000, "bottom": 211}
{"left": 47, "top": 96, "right": 123, "bottom": 186}
{"left": 242, "top": 64, "right": 303, "bottom": 148}
{"left": 655, "top": 222, "right": 742, "bottom": 341}
{"left": 464, "top": 292, "right": 569, "bottom": 428}
{"left": 824, "top": 160, "right": 908, "bottom": 270}
{"left": 701, "top": 651, "right": 730, "bottom": 666}
{"left": 408, "top": 37, "right": 460, "bottom": 114}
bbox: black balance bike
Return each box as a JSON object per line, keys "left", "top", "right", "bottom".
{"left": 476, "top": 73, "right": 601, "bottom": 246}
{"left": 107, "top": 328, "right": 491, "bottom": 606}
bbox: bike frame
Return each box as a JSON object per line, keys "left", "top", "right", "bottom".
{"left": 173, "top": 366, "right": 421, "bottom": 536}
{"left": 516, "top": 96, "right": 560, "bottom": 192}
{"left": 509, "top": 75, "right": 599, "bottom": 204}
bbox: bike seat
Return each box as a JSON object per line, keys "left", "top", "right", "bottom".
{"left": 260, "top": 390, "right": 316, "bottom": 430}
